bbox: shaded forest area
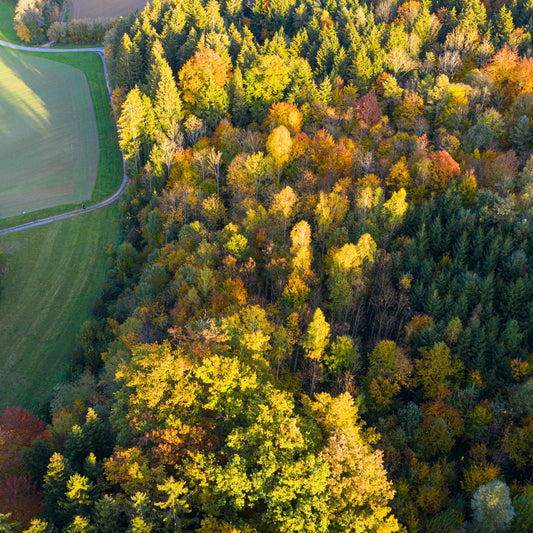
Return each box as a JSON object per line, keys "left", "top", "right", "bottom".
{"left": 2, "top": 0, "right": 533, "bottom": 530}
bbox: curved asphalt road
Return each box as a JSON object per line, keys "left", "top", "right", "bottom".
{"left": 0, "top": 39, "right": 128, "bottom": 236}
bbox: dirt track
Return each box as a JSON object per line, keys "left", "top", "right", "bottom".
{"left": 68, "top": 0, "right": 151, "bottom": 20}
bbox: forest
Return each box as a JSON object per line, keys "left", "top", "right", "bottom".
{"left": 1, "top": 0, "right": 533, "bottom": 530}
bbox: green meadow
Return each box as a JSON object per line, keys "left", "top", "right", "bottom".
{"left": 0, "top": 47, "right": 99, "bottom": 219}
{"left": 0, "top": 206, "right": 118, "bottom": 410}
{"left": 0, "top": 47, "right": 123, "bottom": 409}
{"left": 0, "top": 48, "right": 122, "bottom": 227}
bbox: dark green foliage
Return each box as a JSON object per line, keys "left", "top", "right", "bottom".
{"left": 22, "top": 438, "right": 53, "bottom": 489}
{"left": 401, "top": 188, "right": 533, "bottom": 390}
{"left": 511, "top": 491, "right": 533, "bottom": 532}
{"left": 93, "top": 495, "right": 123, "bottom": 533}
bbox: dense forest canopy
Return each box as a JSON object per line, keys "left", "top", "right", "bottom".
{"left": 2, "top": 0, "right": 533, "bottom": 530}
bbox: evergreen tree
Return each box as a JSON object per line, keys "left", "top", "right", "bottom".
{"left": 92, "top": 496, "right": 122, "bottom": 533}
{"left": 148, "top": 47, "right": 182, "bottom": 137}
{"left": 113, "top": 34, "right": 141, "bottom": 89}
{"left": 43, "top": 454, "right": 73, "bottom": 527}
{"left": 118, "top": 87, "right": 150, "bottom": 172}
{"left": 512, "top": 115, "right": 532, "bottom": 153}
{"left": 492, "top": 6, "right": 514, "bottom": 46}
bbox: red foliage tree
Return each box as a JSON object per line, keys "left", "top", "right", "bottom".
{"left": 0, "top": 475, "right": 44, "bottom": 529}
{"left": 354, "top": 91, "right": 383, "bottom": 128}
{"left": 0, "top": 407, "right": 46, "bottom": 479}
{"left": 429, "top": 150, "right": 461, "bottom": 192}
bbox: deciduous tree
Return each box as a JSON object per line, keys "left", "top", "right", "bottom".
{"left": 178, "top": 48, "right": 230, "bottom": 128}
{"left": 300, "top": 308, "right": 330, "bottom": 396}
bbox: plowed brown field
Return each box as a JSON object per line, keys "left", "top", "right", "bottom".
{"left": 69, "top": 0, "right": 150, "bottom": 19}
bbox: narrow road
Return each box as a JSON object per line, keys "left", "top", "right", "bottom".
{"left": 0, "top": 39, "right": 104, "bottom": 54}
{"left": 0, "top": 38, "right": 128, "bottom": 236}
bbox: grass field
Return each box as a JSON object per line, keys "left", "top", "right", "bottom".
{"left": 69, "top": 0, "right": 150, "bottom": 19}
{"left": 0, "top": 47, "right": 123, "bottom": 410}
{"left": 0, "top": 206, "right": 118, "bottom": 410}
{"left": 0, "top": 1, "right": 20, "bottom": 44}
{"left": 0, "top": 47, "right": 99, "bottom": 219}
{"left": 0, "top": 50, "right": 123, "bottom": 228}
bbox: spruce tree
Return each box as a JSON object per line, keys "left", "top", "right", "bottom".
{"left": 43, "top": 454, "right": 73, "bottom": 527}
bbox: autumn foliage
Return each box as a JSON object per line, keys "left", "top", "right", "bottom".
{"left": 0, "top": 407, "right": 45, "bottom": 479}
{"left": 0, "top": 476, "right": 44, "bottom": 529}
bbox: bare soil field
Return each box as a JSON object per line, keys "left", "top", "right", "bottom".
{"left": 69, "top": 0, "right": 151, "bottom": 19}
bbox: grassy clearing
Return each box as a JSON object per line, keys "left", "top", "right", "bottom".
{"left": 0, "top": 206, "right": 118, "bottom": 410}
{"left": 0, "top": 1, "right": 20, "bottom": 44}
{"left": 0, "top": 47, "right": 99, "bottom": 219}
{"left": 0, "top": 49, "right": 122, "bottom": 228}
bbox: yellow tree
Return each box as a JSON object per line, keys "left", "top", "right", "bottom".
{"left": 365, "top": 340, "right": 413, "bottom": 414}
{"left": 414, "top": 342, "right": 463, "bottom": 400}
{"left": 328, "top": 234, "right": 377, "bottom": 319}
{"left": 289, "top": 220, "right": 312, "bottom": 275}
{"left": 331, "top": 234, "right": 377, "bottom": 275}
{"left": 300, "top": 308, "right": 330, "bottom": 396}
{"left": 314, "top": 191, "right": 349, "bottom": 256}
{"left": 266, "top": 125, "right": 292, "bottom": 180}
{"left": 385, "top": 157, "right": 411, "bottom": 191}
{"left": 382, "top": 188, "right": 409, "bottom": 232}
{"left": 282, "top": 274, "right": 310, "bottom": 308}
{"left": 306, "top": 393, "right": 400, "bottom": 532}
{"left": 221, "top": 306, "right": 273, "bottom": 360}
{"left": 393, "top": 90, "right": 424, "bottom": 131}
{"left": 226, "top": 154, "right": 255, "bottom": 203}
{"left": 282, "top": 219, "right": 313, "bottom": 310}
{"left": 270, "top": 186, "right": 297, "bottom": 242}
{"left": 178, "top": 48, "right": 230, "bottom": 128}
{"left": 263, "top": 102, "right": 303, "bottom": 134}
